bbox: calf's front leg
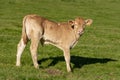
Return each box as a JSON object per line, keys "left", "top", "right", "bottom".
{"left": 63, "top": 48, "right": 71, "bottom": 72}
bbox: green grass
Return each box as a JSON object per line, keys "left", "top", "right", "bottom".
{"left": 0, "top": 0, "right": 120, "bottom": 80}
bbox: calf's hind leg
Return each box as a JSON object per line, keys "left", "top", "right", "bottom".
{"left": 30, "top": 33, "right": 40, "bottom": 69}
{"left": 16, "top": 38, "right": 27, "bottom": 66}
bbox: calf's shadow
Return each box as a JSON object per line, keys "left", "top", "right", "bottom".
{"left": 38, "top": 55, "right": 116, "bottom": 69}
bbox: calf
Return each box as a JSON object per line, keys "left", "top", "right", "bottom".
{"left": 16, "top": 14, "right": 93, "bottom": 72}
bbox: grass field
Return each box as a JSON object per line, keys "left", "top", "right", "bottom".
{"left": 0, "top": 0, "right": 120, "bottom": 80}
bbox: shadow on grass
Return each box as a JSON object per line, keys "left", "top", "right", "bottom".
{"left": 38, "top": 56, "right": 117, "bottom": 69}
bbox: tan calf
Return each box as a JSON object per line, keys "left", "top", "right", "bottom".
{"left": 16, "top": 14, "right": 93, "bottom": 72}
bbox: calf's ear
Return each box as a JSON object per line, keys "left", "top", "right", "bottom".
{"left": 68, "top": 20, "right": 75, "bottom": 29}
{"left": 85, "top": 19, "right": 93, "bottom": 26}
{"left": 68, "top": 20, "right": 75, "bottom": 25}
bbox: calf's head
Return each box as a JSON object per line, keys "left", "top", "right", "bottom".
{"left": 69, "top": 17, "right": 93, "bottom": 35}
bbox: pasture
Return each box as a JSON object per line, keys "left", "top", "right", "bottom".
{"left": 0, "top": 0, "right": 120, "bottom": 80}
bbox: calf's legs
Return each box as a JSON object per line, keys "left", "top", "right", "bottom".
{"left": 16, "top": 31, "right": 40, "bottom": 69}
{"left": 16, "top": 34, "right": 71, "bottom": 72}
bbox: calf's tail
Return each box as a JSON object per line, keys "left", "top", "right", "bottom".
{"left": 22, "top": 16, "right": 28, "bottom": 44}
